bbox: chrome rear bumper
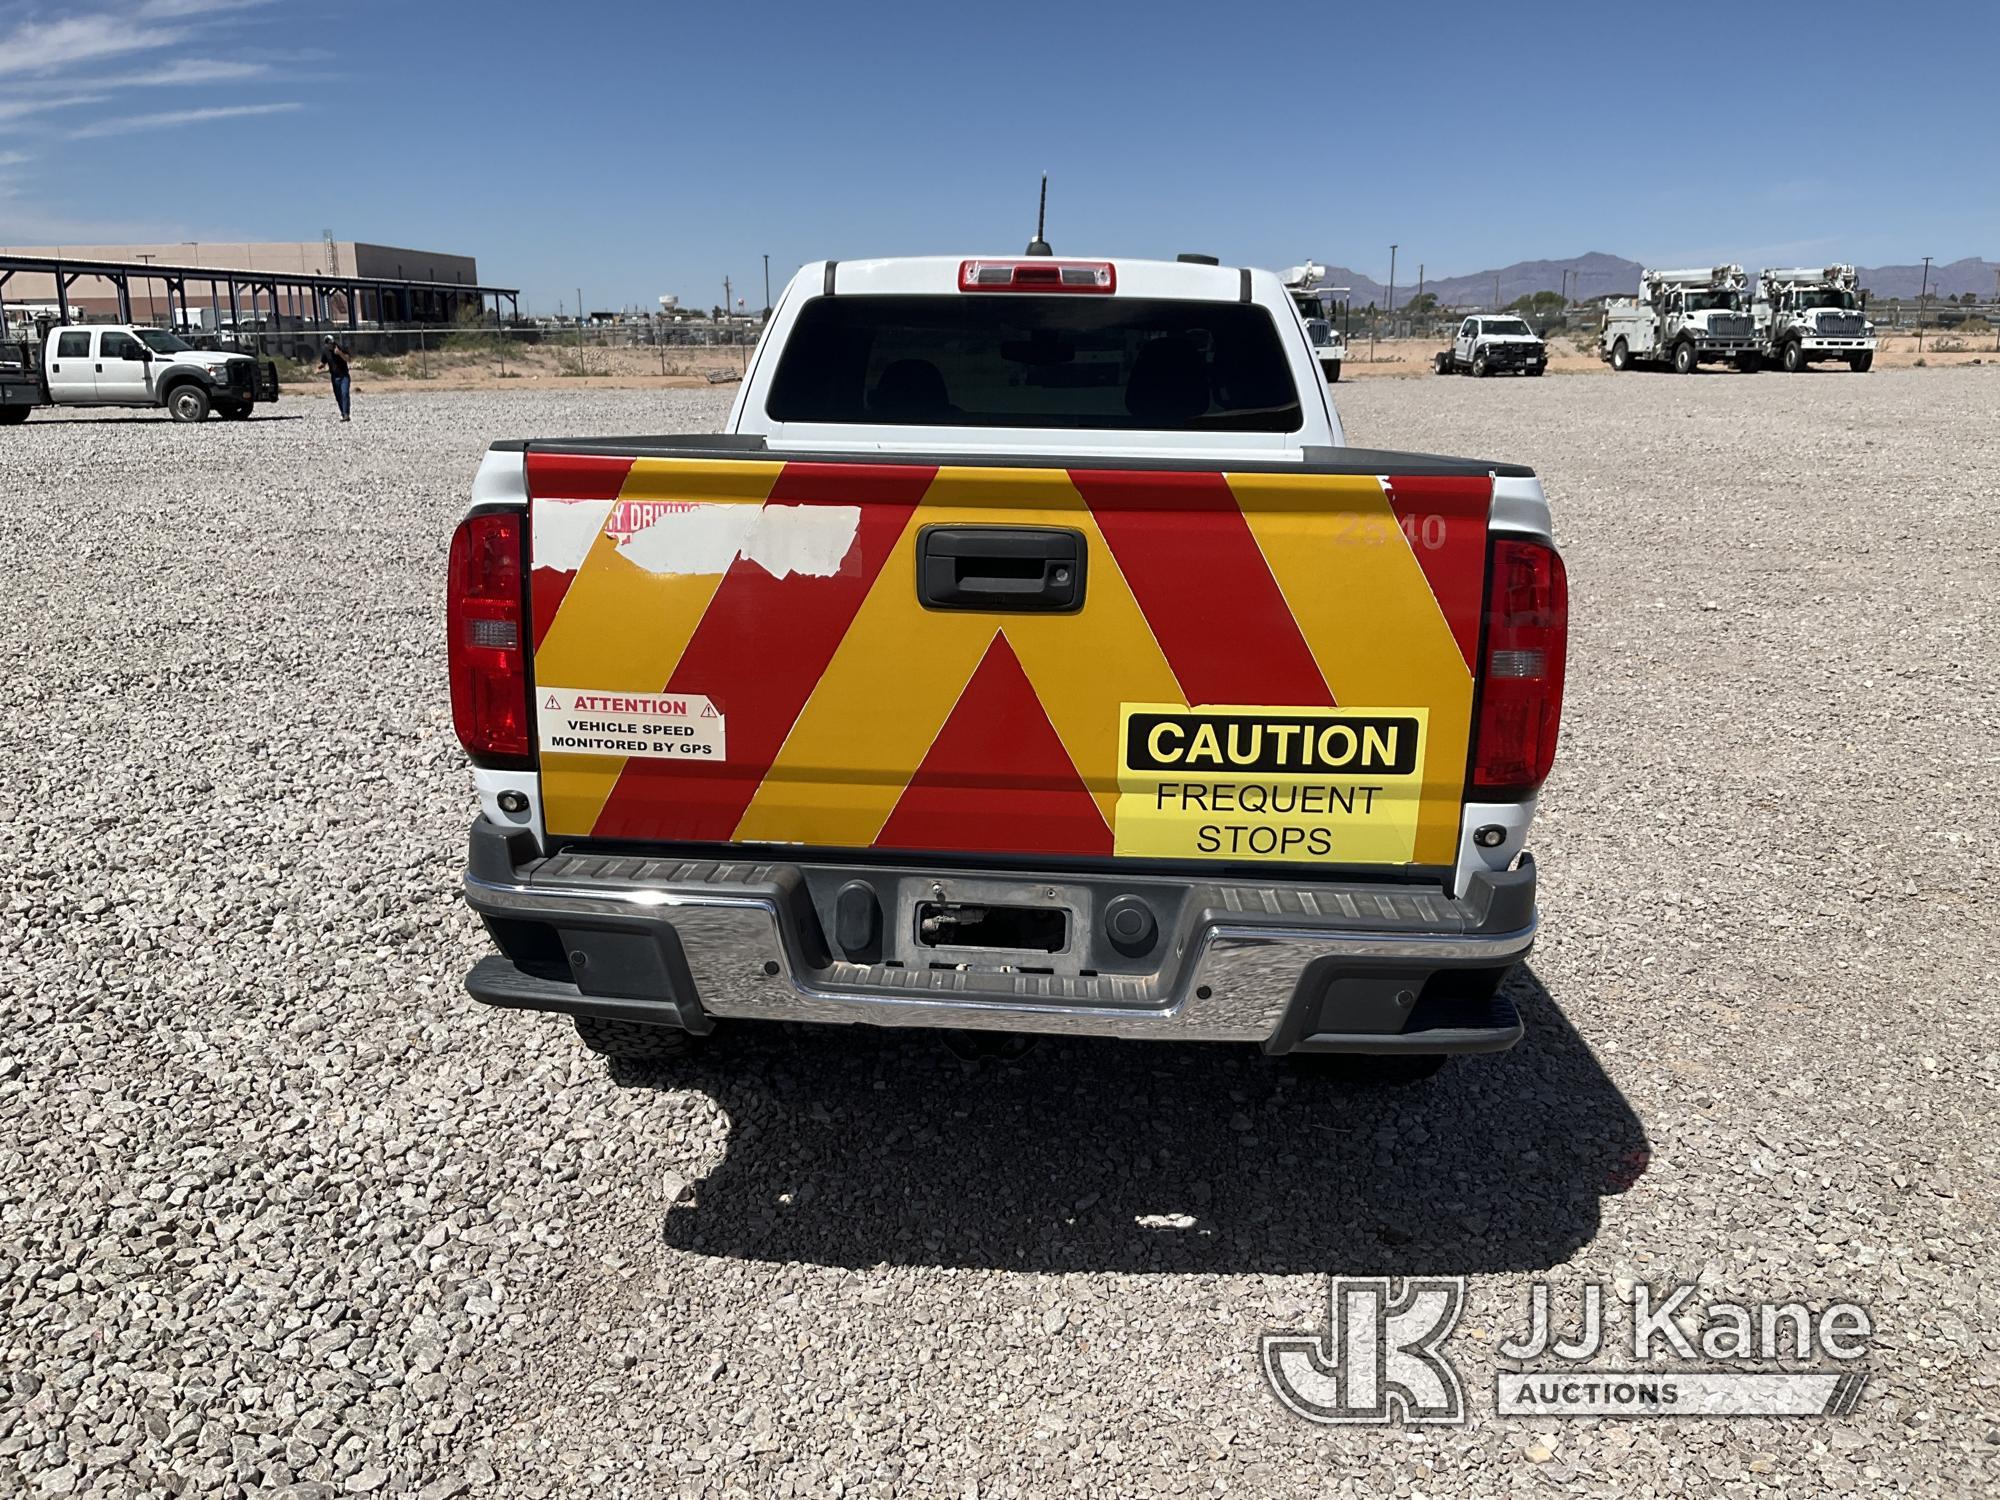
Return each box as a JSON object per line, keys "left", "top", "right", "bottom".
{"left": 462, "top": 821, "right": 1538, "bottom": 1055}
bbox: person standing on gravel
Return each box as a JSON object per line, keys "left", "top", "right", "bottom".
{"left": 319, "top": 336, "right": 352, "bottom": 422}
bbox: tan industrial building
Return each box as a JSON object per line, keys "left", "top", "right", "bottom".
{"left": 0, "top": 240, "right": 483, "bottom": 319}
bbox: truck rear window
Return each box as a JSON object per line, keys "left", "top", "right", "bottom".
{"left": 765, "top": 295, "right": 1303, "bottom": 432}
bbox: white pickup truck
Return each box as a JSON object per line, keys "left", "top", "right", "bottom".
{"left": 0, "top": 323, "right": 279, "bottom": 424}
{"left": 1433, "top": 315, "right": 1549, "bottom": 377}
{"left": 449, "top": 252, "right": 1567, "bottom": 1078}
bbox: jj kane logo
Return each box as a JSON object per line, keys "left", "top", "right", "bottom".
{"left": 1263, "top": 1278, "right": 1873, "bottom": 1426}
{"left": 1261, "top": 1277, "right": 1467, "bottom": 1425}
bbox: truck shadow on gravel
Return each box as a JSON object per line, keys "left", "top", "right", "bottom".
{"left": 621, "top": 968, "right": 1648, "bottom": 1275}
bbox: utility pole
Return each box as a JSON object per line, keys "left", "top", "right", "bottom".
{"left": 724, "top": 276, "right": 740, "bottom": 368}
{"left": 762, "top": 254, "right": 771, "bottom": 319}
{"left": 1417, "top": 263, "right": 1425, "bottom": 322}
{"left": 1917, "top": 256, "right": 1932, "bottom": 355}
{"left": 1386, "top": 244, "right": 1398, "bottom": 338}
{"left": 1494, "top": 272, "right": 1501, "bottom": 311}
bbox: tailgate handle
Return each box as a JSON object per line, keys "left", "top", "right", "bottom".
{"left": 918, "top": 526, "right": 1085, "bottom": 612}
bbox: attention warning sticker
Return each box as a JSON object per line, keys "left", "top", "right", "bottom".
{"left": 1113, "top": 705, "right": 1428, "bottom": 864}
{"left": 537, "top": 687, "right": 726, "bottom": 760}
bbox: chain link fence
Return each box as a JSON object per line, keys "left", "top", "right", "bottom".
{"left": 191, "top": 318, "right": 764, "bottom": 385}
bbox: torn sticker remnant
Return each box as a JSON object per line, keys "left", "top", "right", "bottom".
{"left": 615, "top": 503, "right": 863, "bottom": 579}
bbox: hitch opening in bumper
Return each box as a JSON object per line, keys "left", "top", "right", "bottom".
{"left": 460, "top": 821, "right": 1536, "bottom": 1054}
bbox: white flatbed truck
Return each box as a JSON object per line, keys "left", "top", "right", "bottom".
{"left": 0, "top": 322, "right": 279, "bottom": 424}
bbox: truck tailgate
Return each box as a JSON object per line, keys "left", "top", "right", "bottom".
{"left": 522, "top": 445, "right": 1495, "bottom": 873}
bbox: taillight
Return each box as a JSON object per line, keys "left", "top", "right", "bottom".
{"left": 447, "top": 510, "right": 531, "bottom": 766}
{"left": 958, "top": 259, "right": 1116, "bottom": 293}
{"left": 1471, "top": 539, "right": 1567, "bottom": 796}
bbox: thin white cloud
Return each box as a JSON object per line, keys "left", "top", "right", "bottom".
{"left": 0, "top": 14, "right": 185, "bottom": 76}
{"left": 0, "top": 152, "right": 31, "bottom": 167}
{"left": 136, "top": 57, "right": 271, "bottom": 84}
{"left": 0, "top": 94, "right": 111, "bottom": 123}
{"left": 4, "top": 55, "right": 272, "bottom": 92}
{"left": 69, "top": 101, "right": 302, "bottom": 139}
{"left": 0, "top": 203, "right": 200, "bottom": 241}
{"left": 17, "top": 56, "right": 275, "bottom": 89}
{"left": 135, "top": 0, "right": 273, "bottom": 17}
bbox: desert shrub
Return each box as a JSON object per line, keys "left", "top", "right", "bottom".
{"left": 441, "top": 303, "right": 508, "bottom": 357}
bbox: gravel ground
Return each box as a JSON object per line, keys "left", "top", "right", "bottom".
{"left": 3, "top": 370, "right": 1996, "bottom": 1498}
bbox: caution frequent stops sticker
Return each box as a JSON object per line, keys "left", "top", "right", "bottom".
{"left": 537, "top": 688, "right": 726, "bottom": 760}
{"left": 1113, "top": 705, "right": 1428, "bottom": 864}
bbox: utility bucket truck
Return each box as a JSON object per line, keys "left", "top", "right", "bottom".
{"left": 1599, "top": 266, "right": 1756, "bottom": 373}
{"left": 1284, "top": 262, "right": 1348, "bottom": 382}
{"left": 1753, "top": 266, "right": 1875, "bottom": 373}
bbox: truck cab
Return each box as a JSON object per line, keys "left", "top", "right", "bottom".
{"left": 1436, "top": 315, "right": 1548, "bottom": 377}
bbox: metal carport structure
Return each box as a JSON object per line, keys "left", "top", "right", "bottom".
{"left": 0, "top": 251, "right": 520, "bottom": 336}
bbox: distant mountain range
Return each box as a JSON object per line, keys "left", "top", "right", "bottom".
{"left": 1846, "top": 257, "right": 1998, "bottom": 301}
{"left": 1312, "top": 253, "right": 1998, "bottom": 308}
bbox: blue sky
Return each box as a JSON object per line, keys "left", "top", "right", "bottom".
{"left": 2, "top": 0, "right": 1994, "bottom": 311}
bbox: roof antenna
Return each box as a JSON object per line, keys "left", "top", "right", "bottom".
{"left": 1025, "top": 173, "right": 1052, "bottom": 257}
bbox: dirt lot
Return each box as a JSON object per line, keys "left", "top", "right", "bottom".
{"left": 3, "top": 368, "right": 1996, "bottom": 1498}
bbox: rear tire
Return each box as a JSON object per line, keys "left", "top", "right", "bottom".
{"left": 1609, "top": 338, "right": 1631, "bottom": 372}
{"left": 572, "top": 1015, "right": 704, "bottom": 1061}
{"left": 1325, "top": 361, "right": 1341, "bottom": 384}
{"left": 0, "top": 406, "right": 28, "bottom": 426}
{"left": 166, "top": 383, "right": 211, "bottom": 422}
{"left": 216, "top": 400, "right": 251, "bottom": 420}
{"left": 1850, "top": 351, "right": 1873, "bottom": 373}
{"left": 1734, "top": 354, "right": 1760, "bottom": 373}
{"left": 1433, "top": 351, "right": 1452, "bottom": 375}
{"left": 1672, "top": 339, "right": 1699, "bottom": 375}
{"left": 1288, "top": 1053, "right": 1448, "bottom": 1087}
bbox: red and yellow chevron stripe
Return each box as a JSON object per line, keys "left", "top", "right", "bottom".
{"left": 524, "top": 452, "right": 1489, "bottom": 868}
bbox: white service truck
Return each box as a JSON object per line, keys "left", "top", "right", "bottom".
{"left": 1599, "top": 266, "right": 1758, "bottom": 374}
{"left": 1283, "top": 261, "right": 1348, "bottom": 382}
{"left": 1433, "top": 315, "right": 1548, "bottom": 377}
{"left": 0, "top": 323, "right": 279, "bottom": 425}
{"left": 1753, "top": 265, "right": 1875, "bottom": 373}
